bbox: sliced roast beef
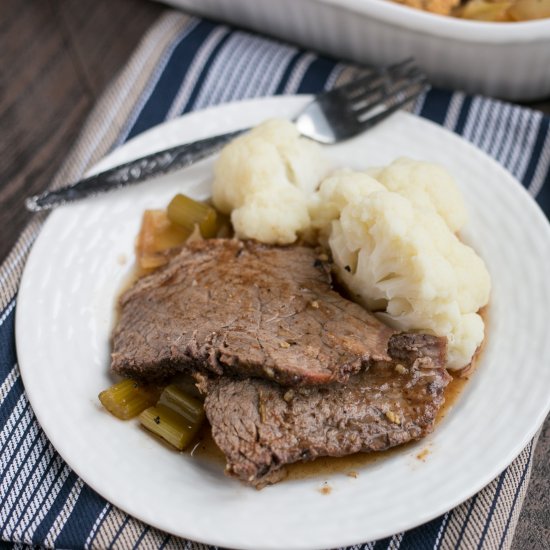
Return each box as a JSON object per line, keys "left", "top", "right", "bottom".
{"left": 200, "top": 359, "right": 452, "bottom": 487}
{"left": 112, "top": 239, "right": 411, "bottom": 385}
{"left": 388, "top": 332, "right": 448, "bottom": 368}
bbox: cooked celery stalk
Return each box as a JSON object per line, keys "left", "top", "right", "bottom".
{"left": 167, "top": 194, "right": 218, "bottom": 238}
{"left": 158, "top": 384, "right": 205, "bottom": 423}
{"left": 98, "top": 379, "right": 161, "bottom": 420}
{"left": 139, "top": 403, "right": 203, "bottom": 450}
{"left": 171, "top": 374, "right": 204, "bottom": 400}
{"left": 136, "top": 210, "right": 191, "bottom": 271}
{"left": 139, "top": 385, "right": 205, "bottom": 450}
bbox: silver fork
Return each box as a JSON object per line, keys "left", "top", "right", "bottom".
{"left": 26, "top": 58, "right": 428, "bottom": 211}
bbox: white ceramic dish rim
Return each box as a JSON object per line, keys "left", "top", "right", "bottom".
{"left": 317, "top": 0, "right": 550, "bottom": 42}
{"left": 15, "top": 96, "right": 550, "bottom": 549}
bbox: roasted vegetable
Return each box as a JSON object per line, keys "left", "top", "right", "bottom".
{"left": 136, "top": 209, "right": 190, "bottom": 271}
{"left": 139, "top": 385, "right": 205, "bottom": 450}
{"left": 167, "top": 194, "right": 219, "bottom": 238}
{"left": 98, "top": 379, "right": 161, "bottom": 420}
{"left": 158, "top": 385, "right": 204, "bottom": 423}
{"left": 455, "top": 0, "right": 550, "bottom": 21}
{"left": 508, "top": 0, "right": 550, "bottom": 20}
{"left": 455, "top": 0, "right": 514, "bottom": 21}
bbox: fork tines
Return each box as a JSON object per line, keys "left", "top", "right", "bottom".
{"left": 296, "top": 58, "right": 429, "bottom": 143}
{"left": 342, "top": 58, "right": 415, "bottom": 96}
{"left": 350, "top": 59, "right": 428, "bottom": 124}
{"left": 341, "top": 58, "right": 425, "bottom": 98}
{"left": 341, "top": 60, "right": 427, "bottom": 120}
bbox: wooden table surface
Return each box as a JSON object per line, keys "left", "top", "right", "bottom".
{"left": 1, "top": 0, "right": 548, "bottom": 548}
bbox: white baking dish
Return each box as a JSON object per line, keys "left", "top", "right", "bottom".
{"left": 160, "top": 0, "right": 550, "bottom": 101}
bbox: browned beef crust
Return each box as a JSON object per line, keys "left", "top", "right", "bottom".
{"left": 200, "top": 359, "right": 452, "bottom": 487}
{"left": 111, "top": 239, "right": 404, "bottom": 385}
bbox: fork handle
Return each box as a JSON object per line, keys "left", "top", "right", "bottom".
{"left": 25, "top": 129, "right": 248, "bottom": 212}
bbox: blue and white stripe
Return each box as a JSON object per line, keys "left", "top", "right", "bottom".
{"left": 0, "top": 10, "right": 548, "bottom": 549}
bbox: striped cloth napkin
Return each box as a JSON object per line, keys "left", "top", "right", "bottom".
{"left": 1, "top": 10, "right": 549, "bottom": 550}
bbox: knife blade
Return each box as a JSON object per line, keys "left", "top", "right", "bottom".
{"left": 25, "top": 129, "right": 246, "bottom": 212}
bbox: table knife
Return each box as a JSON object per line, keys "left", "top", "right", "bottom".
{"left": 25, "top": 129, "right": 245, "bottom": 212}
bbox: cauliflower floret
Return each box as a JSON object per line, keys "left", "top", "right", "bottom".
{"left": 309, "top": 170, "right": 385, "bottom": 234}
{"left": 369, "top": 157, "right": 467, "bottom": 233}
{"left": 231, "top": 187, "right": 309, "bottom": 244}
{"left": 329, "top": 191, "right": 490, "bottom": 369}
{"left": 212, "top": 119, "right": 328, "bottom": 244}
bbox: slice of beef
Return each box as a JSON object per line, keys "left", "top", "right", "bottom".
{"left": 112, "top": 239, "right": 403, "bottom": 385}
{"left": 200, "top": 359, "right": 452, "bottom": 487}
{"left": 388, "top": 332, "right": 448, "bottom": 368}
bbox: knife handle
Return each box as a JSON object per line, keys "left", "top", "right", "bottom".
{"left": 25, "top": 129, "right": 247, "bottom": 212}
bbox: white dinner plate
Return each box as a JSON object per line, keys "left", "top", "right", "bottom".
{"left": 16, "top": 96, "right": 550, "bottom": 550}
